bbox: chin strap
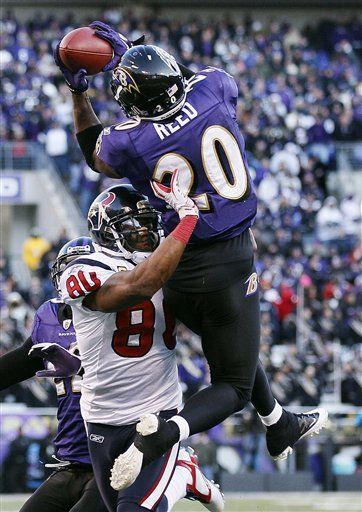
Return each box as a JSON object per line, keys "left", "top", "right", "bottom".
{"left": 94, "top": 243, "right": 151, "bottom": 265}
{"left": 130, "top": 251, "right": 152, "bottom": 264}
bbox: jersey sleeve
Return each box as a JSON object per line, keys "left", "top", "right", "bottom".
{"left": 95, "top": 125, "right": 129, "bottom": 173}
{"left": 60, "top": 259, "right": 116, "bottom": 306}
{"left": 202, "top": 67, "right": 239, "bottom": 118}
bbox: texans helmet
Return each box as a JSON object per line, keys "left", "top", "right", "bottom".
{"left": 87, "top": 184, "right": 163, "bottom": 262}
{"left": 51, "top": 236, "right": 95, "bottom": 291}
{"left": 110, "top": 45, "right": 186, "bottom": 121}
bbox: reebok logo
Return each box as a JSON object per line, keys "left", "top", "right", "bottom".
{"left": 89, "top": 434, "right": 104, "bottom": 444}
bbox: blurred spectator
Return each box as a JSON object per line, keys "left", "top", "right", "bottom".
{"left": 2, "top": 427, "right": 29, "bottom": 492}
{"left": 307, "top": 115, "right": 334, "bottom": 165}
{"left": 4, "top": 291, "right": 33, "bottom": 341}
{"left": 270, "top": 370, "right": 293, "bottom": 406}
{"left": 52, "top": 228, "right": 70, "bottom": 253}
{"left": 68, "top": 133, "right": 84, "bottom": 194}
{"left": 316, "top": 196, "right": 344, "bottom": 245}
{"left": 79, "top": 164, "right": 102, "bottom": 216}
{"left": 341, "top": 362, "right": 362, "bottom": 406}
{"left": 22, "top": 228, "right": 51, "bottom": 272}
{"left": 44, "top": 122, "right": 69, "bottom": 179}
{"left": 340, "top": 194, "right": 361, "bottom": 239}
{"left": 0, "top": 247, "right": 10, "bottom": 279}
{"left": 296, "top": 365, "right": 321, "bottom": 406}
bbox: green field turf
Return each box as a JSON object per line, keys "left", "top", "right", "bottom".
{"left": 1, "top": 493, "right": 361, "bottom": 512}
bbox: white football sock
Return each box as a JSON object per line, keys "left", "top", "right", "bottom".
{"left": 168, "top": 415, "right": 190, "bottom": 441}
{"left": 163, "top": 465, "right": 191, "bottom": 511}
{"left": 259, "top": 400, "right": 283, "bottom": 426}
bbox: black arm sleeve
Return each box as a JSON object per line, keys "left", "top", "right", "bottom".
{"left": 76, "top": 124, "right": 103, "bottom": 171}
{"left": 178, "top": 63, "right": 195, "bottom": 80}
{"left": 0, "top": 337, "right": 43, "bottom": 390}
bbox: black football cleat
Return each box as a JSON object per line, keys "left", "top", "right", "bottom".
{"left": 266, "top": 408, "right": 328, "bottom": 460}
{"left": 110, "top": 413, "right": 178, "bottom": 490}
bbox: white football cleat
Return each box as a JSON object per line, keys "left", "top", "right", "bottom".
{"left": 110, "top": 443, "right": 144, "bottom": 491}
{"left": 177, "top": 447, "right": 225, "bottom": 512}
{"left": 110, "top": 413, "right": 161, "bottom": 491}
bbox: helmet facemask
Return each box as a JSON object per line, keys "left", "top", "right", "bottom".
{"left": 103, "top": 210, "right": 161, "bottom": 253}
{"left": 89, "top": 198, "right": 163, "bottom": 262}
{"left": 51, "top": 240, "right": 94, "bottom": 293}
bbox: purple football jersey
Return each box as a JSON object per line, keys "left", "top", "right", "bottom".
{"left": 31, "top": 299, "right": 90, "bottom": 464}
{"left": 96, "top": 67, "right": 257, "bottom": 243}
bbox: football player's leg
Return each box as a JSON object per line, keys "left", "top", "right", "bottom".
{"left": 168, "top": 286, "right": 279, "bottom": 421}
{"left": 116, "top": 445, "right": 224, "bottom": 512}
{"left": 19, "top": 470, "right": 72, "bottom": 512}
{"left": 177, "top": 278, "right": 261, "bottom": 433}
{"left": 252, "top": 360, "right": 282, "bottom": 417}
{"left": 115, "top": 443, "right": 180, "bottom": 512}
{"left": 69, "top": 473, "right": 108, "bottom": 512}
{"left": 170, "top": 286, "right": 328, "bottom": 461}
{"left": 131, "top": 279, "right": 260, "bottom": 464}
{"left": 87, "top": 422, "right": 130, "bottom": 512}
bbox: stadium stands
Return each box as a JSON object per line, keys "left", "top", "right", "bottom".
{"left": 0, "top": 8, "right": 361, "bottom": 489}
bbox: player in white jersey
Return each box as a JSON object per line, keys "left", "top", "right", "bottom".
{"left": 61, "top": 249, "right": 183, "bottom": 427}
{"left": 58, "top": 177, "right": 224, "bottom": 512}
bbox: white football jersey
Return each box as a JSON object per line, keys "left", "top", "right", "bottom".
{"left": 60, "top": 251, "right": 182, "bottom": 425}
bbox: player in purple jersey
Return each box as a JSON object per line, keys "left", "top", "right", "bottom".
{"left": 0, "top": 238, "right": 108, "bottom": 512}
{"left": 55, "top": 22, "right": 328, "bottom": 487}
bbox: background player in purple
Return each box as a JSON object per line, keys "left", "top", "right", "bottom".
{"left": 0, "top": 237, "right": 108, "bottom": 512}
{"left": 54, "top": 22, "right": 328, "bottom": 488}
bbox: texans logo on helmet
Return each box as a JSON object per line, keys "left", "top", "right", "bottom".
{"left": 88, "top": 192, "right": 115, "bottom": 232}
{"left": 101, "top": 192, "right": 116, "bottom": 207}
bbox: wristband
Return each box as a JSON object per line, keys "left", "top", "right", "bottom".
{"left": 170, "top": 216, "right": 198, "bottom": 245}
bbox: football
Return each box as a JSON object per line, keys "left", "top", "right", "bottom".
{"left": 59, "top": 27, "right": 113, "bottom": 75}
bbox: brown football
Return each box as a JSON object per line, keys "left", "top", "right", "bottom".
{"left": 59, "top": 27, "right": 113, "bottom": 75}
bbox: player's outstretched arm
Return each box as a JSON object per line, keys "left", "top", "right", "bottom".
{"left": 53, "top": 42, "right": 118, "bottom": 176}
{"left": 83, "top": 171, "right": 198, "bottom": 312}
{"left": 0, "top": 337, "right": 43, "bottom": 390}
{"left": 69, "top": 94, "right": 118, "bottom": 177}
{"left": 84, "top": 218, "right": 196, "bottom": 312}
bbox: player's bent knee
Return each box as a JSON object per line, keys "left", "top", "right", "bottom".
{"left": 234, "top": 385, "right": 253, "bottom": 404}
{"left": 227, "top": 383, "right": 252, "bottom": 406}
{"left": 211, "top": 374, "right": 253, "bottom": 407}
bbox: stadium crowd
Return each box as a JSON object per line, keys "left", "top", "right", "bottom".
{"left": 1, "top": 9, "right": 362, "bottom": 207}
{"left": 0, "top": 8, "right": 361, "bottom": 482}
